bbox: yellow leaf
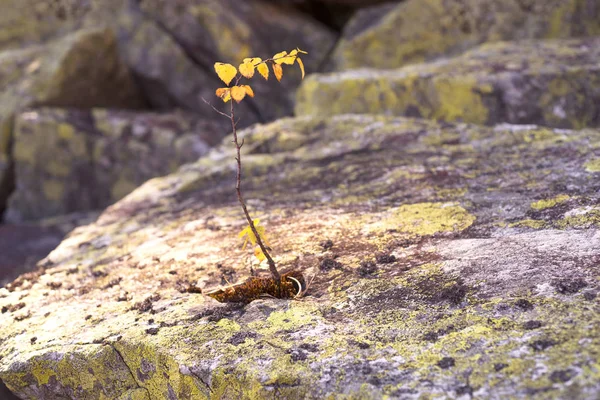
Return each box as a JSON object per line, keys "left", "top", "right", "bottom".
{"left": 296, "top": 57, "right": 305, "bottom": 79}
{"left": 238, "top": 219, "right": 270, "bottom": 250}
{"left": 244, "top": 57, "right": 262, "bottom": 66}
{"left": 254, "top": 246, "right": 266, "bottom": 263}
{"left": 240, "top": 85, "right": 255, "bottom": 97}
{"left": 231, "top": 86, "right": 246, "bottom": 103}
{"left": 215, "top": 87, "right": 231, "bottom": 103}
{"left": 257, "top": 63, "right": 269, "bottom": 80}
{"left": 273, "top": 63, "right": 283, "bottom": 82}
{"left": 214, "top": 62, "right": 237, "bottom": 86}
{"left": 273, "top": 51, "right": 288, "bottom": 65}
{"left": 273, "top": 51, "right": 295, "bottom": 65}
{"left": 239, "top": 61, "right": 255, "bottom": 79}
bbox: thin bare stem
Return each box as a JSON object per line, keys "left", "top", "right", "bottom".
{"left": 201, "top": 97, "right": 231, "bottom": 119}
{"left": 229, "top": 100, "right": 281, "bottom": 287}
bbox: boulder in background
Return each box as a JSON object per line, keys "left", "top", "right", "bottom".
{"left": 6, "top": 108, "right": 227, "bottom": 222}
{"left": 0, "top": 27, "right": 145, "bottom": 215}
{"left": 330, "top": 0, "right": 600, "bottom": 70}
{"left": 297, "top": 38, "right": 600, "bottom": 129}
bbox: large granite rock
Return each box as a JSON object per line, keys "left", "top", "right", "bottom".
{"left": 0, "top": 0, "right": 335, "bottom": 124}
{"left": 6, "top": 108, "right": 227, "bottom": 222}
{"left": 1, "top": 114, "right": 599, "bottom": 399}
{"left": 131, "top": 0, "right": 336, "bottom": 122}
{"left": 0, "top": 0, "right": 89, "bottom": 52}
{"left": 0, "top": 27, "right": 145, "bottom": 216}
{"left": 297, "top": 38, "right": 600, "bottom": 129}
{"left": 330, "top": 0, "right": 600, "bottom": 71}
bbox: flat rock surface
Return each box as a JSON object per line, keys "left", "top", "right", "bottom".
{"left": 297, "top": 38, "right": 600, "bottom": 129}
{"left": 1, "top": 114, "right": 599, "bottom": 399}
{"left": 330, "top": 0, "right": 600, "bottom": 70}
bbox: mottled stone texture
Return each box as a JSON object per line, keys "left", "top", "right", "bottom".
{"left": 0, "top": 0, "right": 335, "bottom": 124}
{"left": 1, "top": 115, "right": 598, "bottom": 399}
{"left": 6, "top": 108, "right": 226, "bottom": 222}
{"left": 0, "top": 0, "right": 90, "bottom": 51}
{"left": 330, "top": 0, "right": 600, "bottom": 71}
{"left": 297, "top": 38, "right": 600, "bottom": 129}
{"left": 0, "top": 27, "right": 145, "bottom": 215}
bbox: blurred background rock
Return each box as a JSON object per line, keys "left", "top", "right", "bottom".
{"left": 1, "top": 0, "right": 599, "bottom": 296}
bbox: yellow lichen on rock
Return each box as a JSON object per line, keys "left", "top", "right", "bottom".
{"left": 584, "top": 158, "right": 600, "bottom": 172}
{"left": 531, "top": 194, "right": 570, "bottom": 210}
{"left": 432, "top": 77, "right": 490, "bottom": 125}
{"left": 366, "top": 202, "right": 476, "bottom": 237}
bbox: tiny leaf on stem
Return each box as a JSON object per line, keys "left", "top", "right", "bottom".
{"left": 215, "top": 87, "right": 231, "bottom": 103}
{"left": 239, "top": 61, "right": 255, "bottom": 79}
{"left": 231, "top": 86, "right": 247, "bottom": 103}
{"left": 272, "top": 63, "right": 283, "bottom": 82}
{"left": 240, "top": 85, "right": 255, "bottom": 97}
{"left": 257, "top": 63, "right": 269, "bottom": 80}
{"left": 238, "top": 219, "right": 270, "bottom": 250}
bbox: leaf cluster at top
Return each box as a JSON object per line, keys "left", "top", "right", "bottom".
{"left": 214, "top": 48, "right": 307, "bottom": 103}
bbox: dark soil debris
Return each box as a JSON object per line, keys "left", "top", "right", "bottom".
{"left": 494, "top": 363, "right": 508, "bottom": 372}
{"left": 1, "top": 302, "right": 25, "bottom": 314}
{"left": 132, "top": 294, "right": 160, "bottom": 313}
{"left": 437, "top": 357, "right": 455, "bottom": 369}
{"left": 288, "top": 348, "right": 309, "bottom": 362}
{"left": 514, "top": 299, "right": 534, "bottom": 311}
{"left": 184, "top": 283, "right": 203, "bottom": 294}
{"left": 583, "top": 292, "right": 597, "bottom": 301}
{"left": 320, "top": 257, "right": 343, "bottom": 271}
{"left": 299, "top": 343, "right": 319, "bottom": 352}
{"left": 358, "top": 261, "right": 377, "bottom": 277}
{"left": 375, "top": 253, "right": 396, "bottom": 264}
{"left": 553, "top": 279, "right": 587, "bottom": 294}
{"left": 102, "top": 277, "right": 122, "bottom": 289}
{"left": 530, "top": 339, "right": 556, "bottom": 351}
{"left": 422, "top": 331, "right": 439, "bottom": 342}
{"left": 456, "top": 386, "right": 473, "bottom": 396}
{"left": 145, "top": 327, "right": 160, "bottom": 335}
{"left": 191, "top": 303, "right": 245, "bottom": 322}
{"left": 14, "top": 312, "right": 31, "bottom": 321}
{"left": 348, "top": 339, "right": 370, "bottom": 349}
{"left": 549, "top": 369, "right": 576, "bottom": 383}
{"left": 46, "top": 281, "right": 62, "bottom": 289}
{"left": 320, "top": 239, "right": 334, "bottom": 251}
{"left": 437, "top": 283, "right": 467, "bottom": 305}
{"left": 91, "top": 269, "right": 108, "bottom": 278}
{"left": 523, "top": 320, "right": 542, "bottom": 330}
{"left": 227, "top": 331, "right": 258, "bottom": 346}
{"left": 5, "top": 268, "right": 44, "bottom": 292}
